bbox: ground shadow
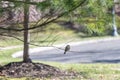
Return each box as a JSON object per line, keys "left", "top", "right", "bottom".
{"left": 93, "top": 59, "right": 120, "bottom": 63}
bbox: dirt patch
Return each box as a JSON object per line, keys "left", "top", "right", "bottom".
{"left": 0, "top": 62, "right": 80, "bottom": 79}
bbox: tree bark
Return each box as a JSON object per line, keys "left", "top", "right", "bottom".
{"left": 23, "top": 0, "right": 31, "bottom": 62}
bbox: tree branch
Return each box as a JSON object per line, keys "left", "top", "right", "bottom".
{"left": 2, "top": 0, "right": 42, "bottom": 5}
{"left": 0, "top": 0, "right": 87, "bottom": 31}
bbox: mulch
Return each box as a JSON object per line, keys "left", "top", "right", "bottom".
{"left": 0, "top": 62, "right": 81, "bottom": 79}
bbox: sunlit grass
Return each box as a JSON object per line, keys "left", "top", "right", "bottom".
{"left": 0, "top": 48, "right": 22, "bottom": 65}
{"left": 31, "top": 63, "right": 120, "bottom": 80}
{"left": 0, "top": 22, "right": 115, "bottom": 48}
{"left": 0, "top": 38, "right": 22, "bottom": 47}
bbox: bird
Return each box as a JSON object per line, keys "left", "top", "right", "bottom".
{"left": 64, "top": 45, "right": 70, "bottom": 54}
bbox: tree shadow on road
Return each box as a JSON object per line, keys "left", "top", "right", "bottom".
{"left": 93, "top": 59, "right": 120, "bottom": 63}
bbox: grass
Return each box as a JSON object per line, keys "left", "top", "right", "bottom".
{"left": 0, "top": 48, "right": 22, "bottom": 65}
{"left": 0, "top": 22, "right": 115, "bottom": 47}
{"left": 0, "top": 38, "right": 22, "bottom": 47}
{"left": 51, "top": 63, "right": 120, "bottom": 80}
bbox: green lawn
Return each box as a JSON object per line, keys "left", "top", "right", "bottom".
{"left": 0, "top": 48, "right": 22, "bottom": 65}
{"left": 0, "top": 22, "right": 115, "bottom": 47}
{"left": 37, "top": 62, "right": 120, "bottom": 80}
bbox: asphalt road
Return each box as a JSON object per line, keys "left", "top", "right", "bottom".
{"left": 29, "top": 39, "right": 120, "bottom": 63}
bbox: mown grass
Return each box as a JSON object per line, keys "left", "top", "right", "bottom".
{"left": 0, "top": 22, "right": 114, "bottom": 47}
{"left": 52, "top": 63, "right": 120, "bottom": 80}
{"left": 0, "top": 38, "right": 22, "bottom": 47}
{"left": 0, "top": 48, "right": 22, "bottom": 65}
{"left": 0, "top": 23, "right": 77, "bottom": 47}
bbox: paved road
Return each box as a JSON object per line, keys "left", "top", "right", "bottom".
{"left": 30, "top": 39, "right": 120, "bottom": 63}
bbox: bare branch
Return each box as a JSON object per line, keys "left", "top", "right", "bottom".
{"left": 2, "top": 0, "right": 42, "bottom": 5}
{"left": 0, "top": 0, "right": 87, "bottom": 31}
{"left": 0, "top": 33, "right": 23, "bottom": 42}
{"left": 25, "top": 0, "right": 87, "bottom": 31}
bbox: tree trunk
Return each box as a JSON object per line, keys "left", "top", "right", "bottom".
{"left": 23, "top": 0, "right": 31, "bottom": 62}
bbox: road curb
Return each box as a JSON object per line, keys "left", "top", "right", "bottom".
{"left": 12, "top": 37, "right": 120, "bottom": 58}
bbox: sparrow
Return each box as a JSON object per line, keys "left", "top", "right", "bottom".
{"left": 64, "top": 45, "right": 70, "bottom": 54}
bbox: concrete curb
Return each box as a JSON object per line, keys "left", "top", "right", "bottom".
{"left": 12, "top": 37, "right": 120, "bottom": 58}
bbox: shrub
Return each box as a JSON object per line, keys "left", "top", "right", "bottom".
{"left": 83, "top": 21, "right": 111, "bottom": 36}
